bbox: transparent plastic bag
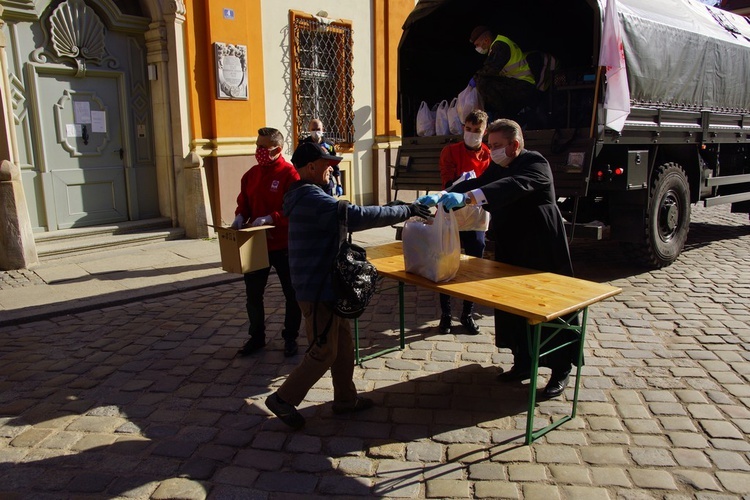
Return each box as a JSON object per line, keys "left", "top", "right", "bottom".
{"left": 457, "top": 85, "right": 483, "bottom": 123}
{"left": 402, "top": 203, "right": 461, "bottom": 282}
{"left": 447, "top": 97, "right": 463, "bottom": 135}
{"left": 435, "top": 99, "right": 451, "bottom": 136}
{"left": 449, "top": 170, "right": 490, "bottom": 231}
{"left": 416, "top": 101, "right": 436, "bottom": 137}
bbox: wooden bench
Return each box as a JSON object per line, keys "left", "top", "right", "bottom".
{"left": 391, "top": 135, "right": 461, "bottom": 200}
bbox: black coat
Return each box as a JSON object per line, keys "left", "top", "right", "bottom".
{"left": 451, "top": 149, "right": 572, "bottom": 275}
{"left": 449, "top": 149, "right": 577, "bottom": 369}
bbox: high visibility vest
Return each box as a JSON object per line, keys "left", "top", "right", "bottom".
{"left": 491, "top": 35, "right": 535, "bottom": 86}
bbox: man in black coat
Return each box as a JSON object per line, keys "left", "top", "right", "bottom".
{"left": 417, "top": 118, "right": 576, "bottom": 397}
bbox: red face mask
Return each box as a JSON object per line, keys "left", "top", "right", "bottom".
{"left": 256, "top": 146, "right": 278, "bottom": 167}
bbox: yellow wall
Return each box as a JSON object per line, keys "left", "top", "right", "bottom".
{"left": 374, "top": 0, "right": 414, "bottom": 139}
{"left": 185, "top": 0, "right": 266, "bottom": 141}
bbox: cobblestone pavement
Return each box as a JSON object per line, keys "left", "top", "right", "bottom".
{"left": 0, "top": 205, "right": 749, "bottom": 499}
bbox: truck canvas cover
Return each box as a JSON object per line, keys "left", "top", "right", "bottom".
{"left": 400, "top": 0, "right": 750, "bottom": 125}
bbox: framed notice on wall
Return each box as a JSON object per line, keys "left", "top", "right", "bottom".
{"left": 214, "top": 42, "right": 248, "bottom": 100}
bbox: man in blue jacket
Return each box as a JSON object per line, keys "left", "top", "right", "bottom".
{"left": 265, "top": 142, "right": 430, "bottom": 429}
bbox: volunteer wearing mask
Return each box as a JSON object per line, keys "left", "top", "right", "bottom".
{"left": 300, "top": 118, "right": 343, "bottom": 197}
{"left": 417, "top": 119, "right": 575, "bottom": 398}
{"left": 435, "top": 109, "right": 491, "bottom": 335}
{"left": 231, "top": 127, "right": 302, "bottom": 358}
{"left": 468, "top": 26, "right": 537, "bottom": 121}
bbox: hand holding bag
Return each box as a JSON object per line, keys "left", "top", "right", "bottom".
{"left": 402, "top": 203, "right": 461, "bottom": 282}
{"left": 448, "top": 171, "right": 490, "bottom": 231}
{"left": 457, "top": 85, "right": 483, "bottom": 123}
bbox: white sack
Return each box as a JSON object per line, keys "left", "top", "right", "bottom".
{"left": 456, "top": 85, "right": 483, "bottom": 123}
{"left": 447, "top": 97, "right": 463, "bottom": 135}
{"left": 448, "top": 170, "right": 490, "bottom": 231}
{"left": 402, "top": 203, "right": 461, "bottom": 282}
{"left": 435, "top": 99, "right": 451, "bottom": 136}
{"left": 416, "top": 101, "right": 436, "bottom": 137}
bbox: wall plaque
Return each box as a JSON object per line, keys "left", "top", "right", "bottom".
{"left": 214, "top": 42, "right": 248, "bottom": 100}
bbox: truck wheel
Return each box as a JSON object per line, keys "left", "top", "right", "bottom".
{"left": 640, "top": 163, "right": 691, "bottom": 267}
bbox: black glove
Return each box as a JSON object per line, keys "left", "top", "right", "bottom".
{"left": 408, "top": 202, "right": 432, "bottom": 219}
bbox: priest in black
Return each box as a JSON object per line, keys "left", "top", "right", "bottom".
{"left": 417, "top": 118, "right": 576, "bottom": 398}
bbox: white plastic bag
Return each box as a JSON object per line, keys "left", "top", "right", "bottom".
{"left": 435, "top": 100, "right": 450, "bottom": 136}
{"left": 416, "top": 101, "right": 436, "bottom": 137}
{"left": 457, "top": 85, "right": 483, "bottom": 123}
{"left": 447, "top": 97, "right": 463, "bottom": 135}
{"left": 453, "top": 206, "right": 490, "bottom": 232}
{"left": 448, "top": 170, "right": 490, "bottom": 231}
{"left": 402, "top": 203, "right": 461, "bottom": 282}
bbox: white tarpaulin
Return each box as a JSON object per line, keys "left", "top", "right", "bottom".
{"left": 599, "top": 0, "right": 630, "bottom": 132}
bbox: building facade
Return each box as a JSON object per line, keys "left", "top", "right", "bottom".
{"left": 0, "top": 0, "right": 414, "bottom": 270}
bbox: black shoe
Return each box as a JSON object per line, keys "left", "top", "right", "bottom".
{"left": 543, "top": 370, "right": 571, "bottom": 398}
{"left": 438, "top": 315, "right": 452, "bottom": 334}
{"left": 283, "top": 340, "right": 298, "bottom": 357}
{"left": 238, "top": 338, "right": 265, "bottom": 357}
{"left": 265, "top": 392, "right": 305, "bottom": 429}
{"left": 496, "top": 365, "right": 531, "bottom": 382}
{"left": 332, "top": 396, "right": 374, "bottom": 415}
{"left": 460, "top": 315, "right": 481, "bottom": 335}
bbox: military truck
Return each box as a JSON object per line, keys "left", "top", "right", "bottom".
{"left": 395, "top": 0, "right": 750, "bottom": 267}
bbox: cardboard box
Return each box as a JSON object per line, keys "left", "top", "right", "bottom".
{"left": 210, "top": 225, "right": 272, "bottom": 274}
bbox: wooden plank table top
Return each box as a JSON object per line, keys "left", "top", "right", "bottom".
{"left": 367, "top": 242, "right": 621, "bottom": 324}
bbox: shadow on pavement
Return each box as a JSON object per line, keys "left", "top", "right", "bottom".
{"left": 0, "top": 281, "right": 545, "bottom": 498}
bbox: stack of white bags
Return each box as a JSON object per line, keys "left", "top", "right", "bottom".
{"left": 416, "top": 84, "right": 483, "bottom": 137}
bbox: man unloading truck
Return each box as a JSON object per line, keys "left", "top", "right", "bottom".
{"left": 468, "top": 25, "right": 537, "bottom": 120}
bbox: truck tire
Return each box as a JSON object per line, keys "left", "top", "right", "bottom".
{"left": 635, "top": 163, "right": 691, "bottom": 267}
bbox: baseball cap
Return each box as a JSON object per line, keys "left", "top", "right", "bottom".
{"left": 291, "top": 142, "right": 343, "bottom": 169}
{"left": 469, "top": 25, "right": 491, "bottom": 44}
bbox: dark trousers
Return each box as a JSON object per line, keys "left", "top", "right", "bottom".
{"left": 477, "top": 76, "right": 536, "bottom": 120}
{"left": 494, "top": 310, "right": 579, "bottom": 373}
{"left": 440, "top": 230, "right": 486, "bottom": 316}
{"left": 243, "top": 249, "right": 301, "bottom": 342}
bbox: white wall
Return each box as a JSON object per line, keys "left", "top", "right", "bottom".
{"left": 261, "top": 1, "right": 376, "bottom": 203}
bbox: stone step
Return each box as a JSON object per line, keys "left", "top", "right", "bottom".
{"left": 35, "top": 218, "right": 186, "bottom": 260}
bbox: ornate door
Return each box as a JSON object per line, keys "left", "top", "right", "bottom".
{"left": 30, "top": 67, "right": 129, "bottom": 229}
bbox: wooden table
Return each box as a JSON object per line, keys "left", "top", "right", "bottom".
{"left": 355, "top": 241, "right": 621, "bottom": 444}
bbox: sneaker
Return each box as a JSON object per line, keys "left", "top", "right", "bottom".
{"left": 283, "top": 339, "right": 298, "bottom": 357}
{"left": 332, "top": 396, "right": 374, "bottom": 415}
{"left": 265, "top": 392, "right": 305, "bottom": 429}
{"left": 238, "top": 338, "right": 265, "bottom": 357}
{"left": 460, "top": 315, "right": 481, "bottom": 335}
{"left": 438, "top": 315, "right": 452, "bottom": 334}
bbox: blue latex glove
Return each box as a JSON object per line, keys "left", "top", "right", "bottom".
{"left": 335, "top": 184, "right": 344, "bottom": 197}
{"left": 416, "top": 194, "right": 440, "bottom": 207}
{"left": 468, "top": 77, "right": 476, "bottom": 88}
{"left": 439, "top": 192, "right": 467, "bottom": 210}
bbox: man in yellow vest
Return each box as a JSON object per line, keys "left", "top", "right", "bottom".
{"left": 469, "top": 26, "right": 537, "bottom": 120}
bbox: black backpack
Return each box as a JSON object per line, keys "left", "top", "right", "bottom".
{"left": 331, "top": 200, "right": 378, "bottom": 319}
{"left": 311, "top": 200, "right": 378, "bottom": 349}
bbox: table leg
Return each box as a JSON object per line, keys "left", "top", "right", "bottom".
{"left": 354, "top": 281, "right": 407, "bottom": 365}
{"left": 525, "top": 307, "right": 589, "bottom": 444}
{"left": 354, "top": 317, "right": 361, "bottom": 365}
{"left": 525, "top": 323, "right": 542, "bottom": 444}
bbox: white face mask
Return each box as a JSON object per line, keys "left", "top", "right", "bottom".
{"left": 463, "top": 131, "right": 483, "bottom": 149}
{"left": 491, "top": 147, "right": 510, "bottom": 165}
{"left": 310, "top": 131, "right": 323, "bottom": 142}
{"left": 475, "top": 45, "right": 488, "bottom": 55}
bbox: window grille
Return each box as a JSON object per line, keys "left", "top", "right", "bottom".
{"left": 290, "top": 11, "right": 354, "bottom": 149}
